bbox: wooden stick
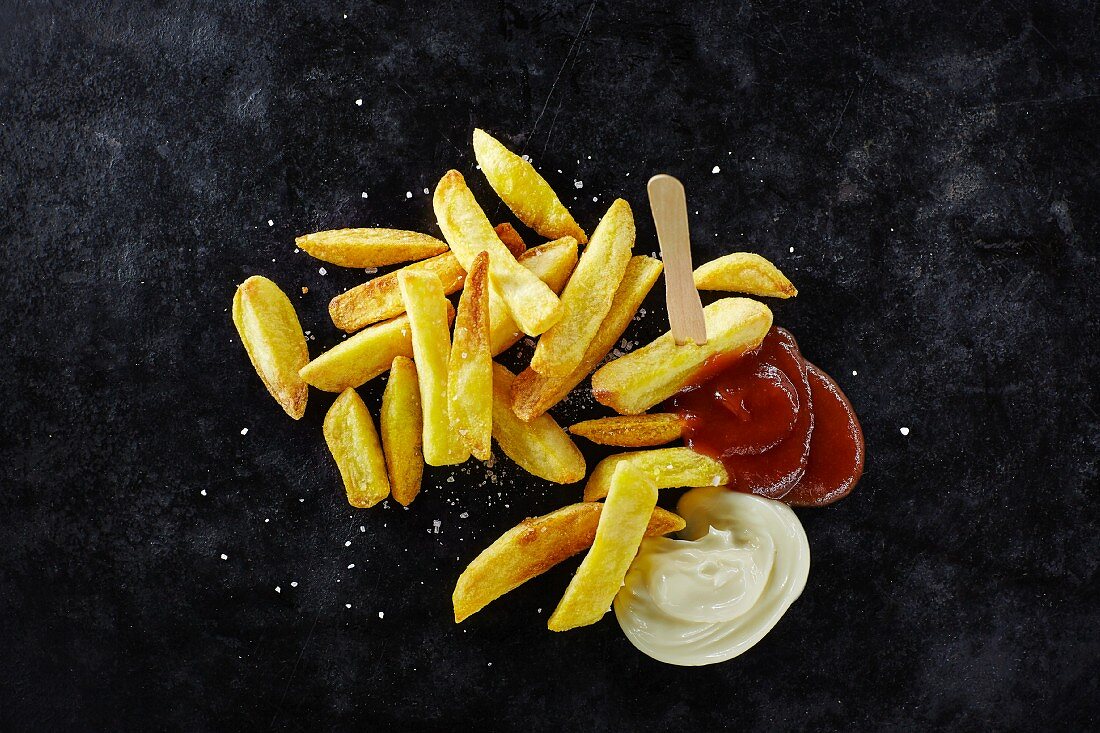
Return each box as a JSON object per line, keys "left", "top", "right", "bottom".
{"left": 647, "top": 174, "right": 707, "bottom": 345}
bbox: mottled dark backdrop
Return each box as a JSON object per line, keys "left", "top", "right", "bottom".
{"left": 1, "top": 1, "right": 1097, "bottom": 730}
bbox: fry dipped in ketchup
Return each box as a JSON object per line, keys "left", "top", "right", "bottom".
{"left": 664, "top": 327, "right": 864, "bottom": 506}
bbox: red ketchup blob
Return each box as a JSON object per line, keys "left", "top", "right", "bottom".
{"left": 664, "top": 327, "right": 864, "bottom": 506}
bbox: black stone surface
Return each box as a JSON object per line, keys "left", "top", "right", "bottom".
{"left": 2, "top": 1, "right": 1098, "bottom": 730}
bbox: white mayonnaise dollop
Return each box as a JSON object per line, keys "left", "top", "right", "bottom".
{"left": 614, "top": 486, "right": 810, "bottom": 666}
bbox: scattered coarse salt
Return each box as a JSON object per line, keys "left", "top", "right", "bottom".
{"left": 240, "top": 428, "right": 248, "bottom": 435}
{"left": 319, "top": 267, "right": 327, "bottom": 276}
{"left": 200, "top": 489, "right": 207, "bottom": 496}
{"left": 348, "top": 563, "right": 355, "bottom": 569}
{"left": 433, "top": 519, "right": 442, "bottom": 534}
{"left": 360, "top": 526, "right": 365, "bottom": 532}
{"left": 378, "top": 611, "right": 385, "bottom": 619}
{"left": 423, "top": 187, "right": 429, "bottom": 194}
{"left": 900, "top": 427, "right": 910, "bottom": 436}
{"left": 405, "top": 191, "right": 412, "bottom": 199}
{"left": 592, "top": 196, "right": 598, "bottom": 202}
{"left": 459, "top": 512, "right": 469, "bottom": 519}
{"left": 363, "top": 267, "right": 377, "bottom": 274}
{"left": 712, "top": 165, "right": 721, "bottom": 174}
{"left": 275, "top": 586, "right": 281, "bottom": 593}
{"left": 267, "top": 219, "right": 274, "bottom": 226}
{"left": 573, "top": 180, "right": 583, "bottom": 189}
{"left": 344, "top": 540, "right": 351, "bottom": 547}
{"left": 220, "top": 554, "right": 228, "bottom": 560}
{"left": 521, "top": 154, "right": 531, "bottom": 162}
{"left": 789, "top": 247, "right": 795, "bottom": 253}
{"left": 361, "top": 191, "right": 368, "bottom": 198}
{"left": 355, "top": 98, "right": 362, "bottom": 106}
{"left": 346, "top": 603, "right": 352, "bottom": 609}
{"left": 852, "top": 370, "right": 858, "bottom": 376}
{"left": 290, "top": 581, "right": 298, "bottom": 587}
{"left": 446, "top": 475, "right": 454, "bottom": 483}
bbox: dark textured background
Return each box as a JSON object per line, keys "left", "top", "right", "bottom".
{"left": 2, "top": 1, "right": 1098, "bottom": 730}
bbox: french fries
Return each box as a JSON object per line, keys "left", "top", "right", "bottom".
{"left": 473, "top": 128, "right": 587, "bottom": 243}
{"left": 591, "top": 297, "right": 774, "bottom": 415}
{"left": 299, "top": 306, "right": 454, "bottom": 392}
{"left": 568, "top": 414, "right": 683, "bottom": 447}
{"left": 494, "top": 222, "right": 527, "bottom": 256}
{"left": 448, "top": 252, "right": 492, "bottom": 460}
{"left": 399, "top": 270, "right": 470, "bottom": 466}
{"left": 295, "top": 228, "right": 449, "bottom": 268}
{"left": 453, "top": 502, "right": 685, "bottom": 622}
{"left": 529, "top": 199, "right": 635, "bottom": 380}
{"left": 434, "top": 170, "right": 562, "bottom": 336}
{"left": 548, "top": 463, "right": 657, "bottom": 631}
{"left": 381, "top": 356, "right": 424, "bottom": 506}
{"left": 232, "top": 276, "right": 310, "bottom": 419}
{"left": 510, "top": 255, "right": 663, "bottom": 421}
{"left": 329, "top": 253, "right": 466, "bottom": 333}
{"left": 489, "top": 237, "right": 578, "bottom": 355}
{"left": 323, "top": 388, "right": 390, "bottom": 508}
{"left": 491, "top": 363, "right": 585, "bottom": 483}
{"left": 582, "top": 448, "right": 728, "bottom": 502}
{"left": 694, "top": 252, "right": 798, "bottom": 298}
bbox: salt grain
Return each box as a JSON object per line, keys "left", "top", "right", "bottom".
{"left": 291, "top": 582, "right": 298, "bottom": 587}
{"left": 355, "top": 98, "right": 362, "bottom": 106}
{"left": 900, "top": 427, "right": 910, "bottom": 436}
{"left": 200, "top": 489, "right": 207, "bottom": 496}
{"left": 275, "top": 586, "right": 281, "bottom": 593}
{"left": 378, "top": 611, "right": 385, "bottom": 619}
{"left": 348, "top": 564, "right": 355, "bottom": 569}
{"left": 712, "top": 165, "right": 721, "bottom": 174}
{"left": 346, "top": 603, "right": 352, "bottom": 608}
{"left": 267, "top": 219, "right": 274, "bottom": 226}
{"left": 361, "top": 192, "right": 368, "bottom": 198}
{"left": 852, "top": 370, "right": 858, "bottom": 376}
{"left": 240, "top": 428, "right": 248, "bottom": 435}
{"left": 319, "top": 267, "right": 327, "bottom": 276}
{"left": 345, "top": 540, "right": 351, "bottom": 547}
{"left": 433, "top": 519, "right": 442, "bottom": 534}
{"left": 405, "top": 191, "right": 412, "bottom": 199}
{"left": 220, "top": 554, "right": 228, "bottom": 560}
{"left": 573, "top": 180, "right": 583, "bottom": 189}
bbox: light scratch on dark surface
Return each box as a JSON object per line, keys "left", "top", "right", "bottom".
{"left": 526, "top": 0, "right": 597, "bottom": 154}
{"left": 825, "top": 89, "right": 857, "bottom": 148}
{"left": 268, "top": 609, "right": 322, "bottom": 730}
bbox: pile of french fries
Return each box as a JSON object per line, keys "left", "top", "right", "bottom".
{"left": 233, "top": 129, "right": 797, "bottom": 631}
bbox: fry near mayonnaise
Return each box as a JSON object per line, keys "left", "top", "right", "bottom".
{"left": 582, "top": 447, "right": 728, "bottom": 502}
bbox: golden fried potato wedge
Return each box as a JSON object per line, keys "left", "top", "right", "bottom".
{"left": 693, "top": 252, "right": 797, "bottom": 298}
{"left": 473, "top": 129, "right": 587, "bottom": 244}
{"left": 591, "top": 297, "right": 773, "bottom": 415}
{"left": 323, "top": 388, "right": 390, "bottom": 508}
{"left": 399, "top": 270, "right": 470, "bottom": 466}
{"left": 448, "top": 252, "right": 493, "bottom": 461}
{"left": 510, "top": 255, "right": 663, "bottom": 421}
{"left": 529, "top": 199, "right": 635, "bottom": 380}
{"left": 232, "top": 276, "right": 309, "bottom": 419}
{"left": 489, "top": 237, "right": 578, "bottom": 355}
{"left": 494, "top": 222, "right": 527, "bottom": 257}
{"left": 381, "top": 356, "right": 424, "bottom": 506}
{"left": 295, "top": 228, "right": 448, "bottom": 268}
{"left": 434, "top": 170, "right": 562, "bottom": 336}
{"left": 299, "top": 305, "right": 454, "bottom": 392}
{"left": 568, "top": 414, "right": 683, "bottom": 447}
{"left": 582, "top": 447, "right": 728, "bottom": 501}
{"left": 453, "top": 502, "right": 684, "bottom": 622}
{"left": 548, "top": 463, "right": 657, "bottom": 631}
{"left": 329, "top": 253, "right": 466, "bottom": 333}
{"left": 491, "top": 363, "right": 584, "bottom": 483}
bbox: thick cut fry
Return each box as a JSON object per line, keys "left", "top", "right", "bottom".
{"left": 568, "top": 414, "right": 683, "bottom": 447}
{"left": 591, "top": 298, "right": 774, "bottom": 415}
{"left": 529, "top": 199, "right": 635, "bottom": 380}
{"left": 494, "top": 222, "right": 527, "bottom": 257}
{"left": 299, "top": 306, "right": 454, "bottom": 392}
{"left": 399, "top": 270, "right": 469, "bottom": 466}
{"left": 491, "top": 363, "right": 584, "bottom": 483}
{"left": 381, "top": 357, "right": 424, "bottom": 506}
{"left": 453, "top": 502, "right": 685, "bottom": 622}
{"left": 448, "top": 252, "right": 492, "bottom": 460}
{"left": 693, "top": 252, "right": 798, "bottom": 298}
{"left": 510, "top": 256, "right": 663, "bottom": 421}
{"left": 232, "top": 276, "right": 309, "bottom": 419}
{"left": 295, "top": 228, "right": 448, "bottom": 268}
{"left": 489, "top": 237, "right": 578, "bottom": 355}
{"left": 582, "top": 448, "right": 728, "bottom": 501}
{"left": 329, "top": 253, "right": 466, "bottom": 333}
{"left": 434, "top": 170, "right": 562, "bottom": 336}
{"left": 323, "top": 388, "right": 390, "bottom": 508}
{"left": 473, "top": 129, "right": 587, "bottom": 243}
{"left": 548, "top": 464, "right": 657, "bottom": 631}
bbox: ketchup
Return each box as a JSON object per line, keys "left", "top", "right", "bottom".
{"left": 664, "top": 327, "right": 864, "bottom": 506}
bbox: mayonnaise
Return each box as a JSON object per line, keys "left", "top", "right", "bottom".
{"left": 614, "top": 486, "right": 810, "bottom": 666}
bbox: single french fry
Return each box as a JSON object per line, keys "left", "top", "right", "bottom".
{"left": 299, "top": 305, "right": 454, "bottom": 392}
{"left": 568, "top": 414, "right": 683, "bottom": 447}
{"left": 529, "top": 199, "right": 635, "bottom": 380}
{"left": 582, "top": 448, "right": 728, "bottom": 502}
{"left": 232, "top": 276, "right": 309, "bottom": 419}
{"left": 548, "top": 463, "right": 657, "bottom": 631}
{"left": 381, "top": 356, "right": 424, "bottom": 506}
{"left": 329, "top": 253, "right": 466, "bottom": 333}
{"left": 453, "top": 502, "right": 685, "bottom": 622}
{"left": 494, "top": 222, "right": 527, "bottom": 257}
{"left": 491, "top": 363, "right": 584, "bottom": 483}
{"left": 510, "top": 256, "right": 663, "bottom": 421}
{"left": 399, "top": 270, "right": 469, "bottom": 466}
{"left": 473, "top": 129, "right": 588, "bottom": 243}
{"left": 434, "top": 170, "right": 562, "bottom": 336}
{"left": 489, "top": 237, "right": 578, "bottom": 355}
{"left": 693, "top": 252, "right": 797, "bottom": 298}
{"left": 295, "top": 228, "right": 449, "bottom": 268}
{"left": 448, "top": 252, "right": 492, "bottom": 460}
{"left": 323, "top": 388, "right": 390, "bottom": 508}
{"left": 591, "top": 298, "right": 774, "bottom": 415}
